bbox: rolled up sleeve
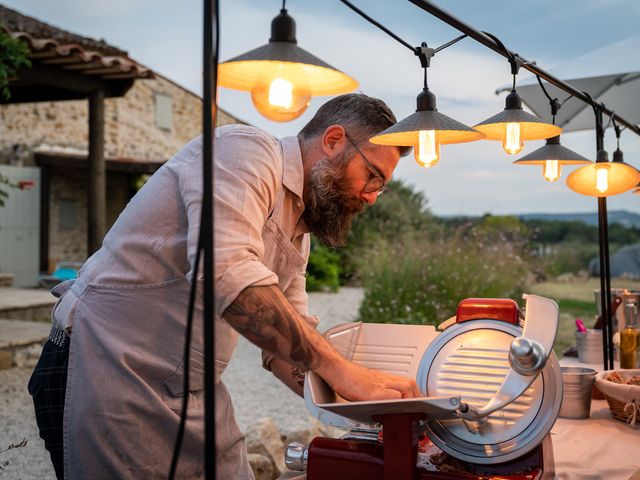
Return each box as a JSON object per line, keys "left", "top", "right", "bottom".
{"left": 179, "top": 127, "right": 283, "bottom": 317}
{"left": 283, "top": 233, "right": 311, "bottom": 316}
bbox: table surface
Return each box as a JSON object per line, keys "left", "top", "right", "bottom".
{"left": 552, "top": 357, "right": 639, "bottom": 480}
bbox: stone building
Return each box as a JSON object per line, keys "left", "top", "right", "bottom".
{"left": 0, "top": 5, "right": 243, "bottom": 285}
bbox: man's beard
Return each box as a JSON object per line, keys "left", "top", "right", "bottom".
{"left": 303, "top": 152, "right": 365, "bottom": 248}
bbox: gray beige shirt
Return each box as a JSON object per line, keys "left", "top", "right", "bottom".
{"left": 53, "top": 124, "right": 316, "bottom": 478}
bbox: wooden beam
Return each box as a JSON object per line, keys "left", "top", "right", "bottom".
{"left": 88, "top": 90, "right": 106, "bottom": 256}
{"left": 35, "top": 153, "right": 163, "bottom": 174}
{"left": 1, "top": 64, "right": 135, "bottom": 104}
{"left": 39, "top": 165, "right": 50, "bottom": 273}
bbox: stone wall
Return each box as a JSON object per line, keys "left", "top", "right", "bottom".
{"left": 48, "top": 168, "right": 131, "bottom": 264}
{"left": 0, "top": 73, "right": 241, "bottom": 165}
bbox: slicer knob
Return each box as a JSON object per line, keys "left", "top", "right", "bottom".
{"left": 285, "top": 442, "right": 308, "bottom": 471}
{"left": 509, "top": 337, "right": 546, "bottom": 376}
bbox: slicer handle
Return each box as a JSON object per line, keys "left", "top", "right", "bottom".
{"left": 456, "top": 298, "right": 520, "bottom": 324}
{"left": 461, "top": 295, "right": 559, "bottom": 422}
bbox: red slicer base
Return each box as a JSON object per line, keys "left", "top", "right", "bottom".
{"left": 306, "top": 413, "right": 554, "bottom": 480}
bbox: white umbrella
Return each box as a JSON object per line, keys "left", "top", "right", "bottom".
{"left": 500, "top": 34, "right": 640, "bottom": 132}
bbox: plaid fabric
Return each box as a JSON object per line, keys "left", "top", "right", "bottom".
{"left": 28, "top": 329, "right": 70, "bottom": 480}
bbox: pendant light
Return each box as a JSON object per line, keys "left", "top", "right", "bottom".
{"left": 218, "top": 2, "right": 357, "bottom": 122}
{"left": 473, "top": 38, "right": 561, "bottom": 154}
{"left": 567, "top": 120, "right": 640, "bottom": 196}
{"left": 370, "top": 42, "right": 484, "bottom": 168}
{"left": 514, "top": 97, "right": 591, "bottom": 182}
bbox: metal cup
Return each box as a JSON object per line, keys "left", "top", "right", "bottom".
{"left": 575, "top": 329, "right": 603, "bottom": 364}
{"left": 559, "top": 367, "right": 595, "bottom": 419}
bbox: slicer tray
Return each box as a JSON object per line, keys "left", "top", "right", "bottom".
{"left": 305, "top": 322, "right": 460, "bottom": 425}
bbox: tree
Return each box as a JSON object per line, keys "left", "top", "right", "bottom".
{"left": 0, "top": 25, "right": 31, "bottom": 207}
{"left": 0, "top": 28, "right": 31, "bottom": 206}
{"left": 0, "top": 28, "right": 31, "bottom": 100}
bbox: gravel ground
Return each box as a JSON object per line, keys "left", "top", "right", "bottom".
{"left": 0, "top": 287, "right": 363, "bottom": 479}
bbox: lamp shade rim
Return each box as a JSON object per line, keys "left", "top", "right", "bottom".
{"left": 566, "top": 162, "right": 640, "bottom": 197}
{"left": 474, "top": 108, "right": 562, "bottom": 141}
{"left": 219, "top": 43, "right": 358, "bottom": 95}
{"left": 514, "top": 143, "right": 592, "bottom": 165}
{"left": 370, "top": 110, "right": 485, "bottom": 146}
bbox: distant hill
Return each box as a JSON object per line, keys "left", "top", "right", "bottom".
{"left": 517, "top": 210, "right": 640, "bottom": 228}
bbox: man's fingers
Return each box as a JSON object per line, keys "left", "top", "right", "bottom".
{"left": 381, "top": 389, "right": 403, "bottom": 400}
{"left": 411, "top": 381, "right": 422, "bottom": 398}
{"left": 383, "top": 375, "right": 421, "bottom": 399}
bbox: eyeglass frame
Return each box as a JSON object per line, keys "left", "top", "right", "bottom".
{"left": 344, "top": 133, "right": 387, "bottom": 195}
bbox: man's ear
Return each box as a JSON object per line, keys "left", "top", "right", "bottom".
{"left": 320, "top": 124, "right": 347, "bottom": 157}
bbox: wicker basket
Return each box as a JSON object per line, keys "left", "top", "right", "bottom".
{"left": 594, "top": 369, "right": 640, "bottom": 425}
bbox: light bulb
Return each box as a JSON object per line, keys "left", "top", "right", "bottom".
{"left": 268, "top": 78, "right": 293, "bottom": 109}
{"left": 250, "top": 66, "right": 311, "bottom": 122}
{"left": 415, "top": 130, "right": 440, "bottom": 168}
{"left": 596, "top": 164, "right": 609, "bottom": 194}
{"left": 503, "top": 122, "right": 524, "bottom": 155}
{"left": 542, "top": 160, "right": 561, "bottom": 182}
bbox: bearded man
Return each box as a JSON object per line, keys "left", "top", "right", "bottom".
{"left": 28, "top": 93, "right": 419, "bottom": 479}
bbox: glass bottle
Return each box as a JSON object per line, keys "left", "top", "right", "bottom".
{"left": 620, "top": 300, "right": 639, "bottom": 369}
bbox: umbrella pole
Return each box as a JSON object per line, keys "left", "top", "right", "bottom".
{"left": 593, "top": 107, "right": 614, "bottom": 371}
{"left": 602, "top": 200, "right": 615, "bottom": 369}
{"left": 597, "top": 197, "right": 613, "bottom": 370}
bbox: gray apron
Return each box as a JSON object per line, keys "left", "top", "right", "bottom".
{"left": 63, "top": 173, "right": 307, "bottom": 479}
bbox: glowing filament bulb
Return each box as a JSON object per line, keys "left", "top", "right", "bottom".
{"left": 503, "top": 122, "right": 524, "bottom": 155}
{"left": 596, "top": 165, "right": 609, "bottom": 193}
{"left": 268, "top": 78, "right": 293, "bottom": 108}
{"left": 542, "top": 160, "right": 561, "bottom": 182}
{"left": 415, "top": 130, "right": 440, "bottom": 168}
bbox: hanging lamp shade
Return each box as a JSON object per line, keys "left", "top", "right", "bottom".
{"left": 513, "top": 135, "right": 592, "bottom": 182}
{"left": 474, "top": 91, "right": 562, "bottom": 154}
{"left": 566, "top": 150, "right": 640, "bottom": 197}
{"left": 370, "top": 88, "right": 484, "bottom": 168}
{"left": 218, "top": 9, "right": 357, "bottom": 122}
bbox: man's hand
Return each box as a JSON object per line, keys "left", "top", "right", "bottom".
{"left": 318, "top": 357, "right": 422, "bottom": 401}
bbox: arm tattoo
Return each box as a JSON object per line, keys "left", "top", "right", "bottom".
{"left": 224, "top": 285, "right": 322, "bottom": 370}
{"left": 291, "top": 367, "right": 306, "bottom": 389}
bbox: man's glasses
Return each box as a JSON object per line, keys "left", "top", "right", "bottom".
{"left": 344, "top": 133, "right": 386, "bottom": 195}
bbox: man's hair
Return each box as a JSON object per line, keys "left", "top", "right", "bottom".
{"left": 298, "top": 93, "right": 411, "bottom": 157}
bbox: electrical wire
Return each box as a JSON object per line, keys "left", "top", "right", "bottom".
{"left": 481, "top": 31, "right": 518, "bottom": 90}
{"left": 168, "top": 0, "right": 218, "bottom": 478}
{"left": 535, "top": 75, "right": 560, "bottom": 124}
{"left": 340, "top": 0, "right": 415, "bottom": 52}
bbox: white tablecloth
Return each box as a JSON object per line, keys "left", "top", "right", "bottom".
{"left": 552, "top": 399, "right": 640, "bottom": 479}
{"left": 553, "top": 357, "right": 639, "bottom": 479}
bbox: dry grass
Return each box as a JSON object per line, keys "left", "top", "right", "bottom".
{"left": 530, "top": 277, "right": 640, "bottom": 303}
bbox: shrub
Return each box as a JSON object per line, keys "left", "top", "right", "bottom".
{"left": 356, "top": 228, "right": 530, "bottom": 326}
{"left": 340, "top": 179, "right": 438, "bottom": 283}
{"left": 306, "top": 239, "right": 340, "bottom": 292}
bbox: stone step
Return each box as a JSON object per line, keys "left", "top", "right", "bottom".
{"left": 0, "top": 319, "right": 51, "bottom": 370}
{"left": 0, "top": 288, "right": 56, "bottom": 322}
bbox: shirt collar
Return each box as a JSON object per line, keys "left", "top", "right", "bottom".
{"left": 280, "top": 136, "right": 304, "bottom": 200}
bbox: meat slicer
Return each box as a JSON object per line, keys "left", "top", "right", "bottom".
{"left": 282, "top": 294, "right": 562, "bottom": 480}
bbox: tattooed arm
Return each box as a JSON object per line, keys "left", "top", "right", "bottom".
{"left": 224, "top": 285, "right": 421, "bottom": 401}
{"left": 268, "top": 360, "right": 307, "bottom": 397}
